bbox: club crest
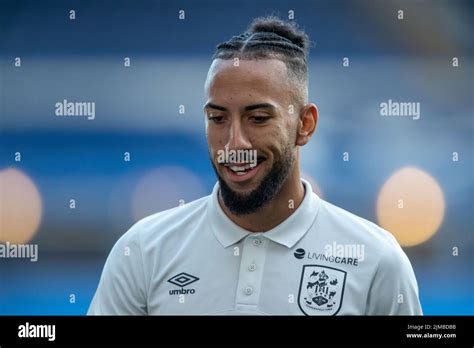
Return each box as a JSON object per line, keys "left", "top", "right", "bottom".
{"left": 298, "top": 265, "right": 346, "bottom": 315}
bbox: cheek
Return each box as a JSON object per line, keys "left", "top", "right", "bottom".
{"left": 254, "top": 131, "right": 286, "bottom": 160}
{"left": 271, "top": 121, "right": 295, "bottom": 151}
{"left": 206, "top": 129, "right": 226, "bottom": 153}
{"left": 283, "top": 118, "right": 299, "bottom": 148}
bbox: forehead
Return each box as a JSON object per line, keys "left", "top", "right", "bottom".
{"left": 205, "top": 58, "right": 291, "bottom": 106}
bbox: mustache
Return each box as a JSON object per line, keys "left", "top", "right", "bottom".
{"left": 218, "top": 156, "right": 267, "bottom": 165}
{"left": 215, "top": 148, "right": 267, "bottom": 165}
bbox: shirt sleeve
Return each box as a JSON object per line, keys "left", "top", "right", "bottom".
{"left": 87, "top": 224, "right": 148, "bottom": 315}
{"left": 366, "top": 239, "right": 423, "bottom": 315}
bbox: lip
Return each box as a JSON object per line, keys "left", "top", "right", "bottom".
{"left": 222, "top": 161, "right": 263, "bottom": 184}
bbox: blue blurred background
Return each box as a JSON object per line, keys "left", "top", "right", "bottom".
{"left": 0, "top": 0, "right": 472, "bottom": 315}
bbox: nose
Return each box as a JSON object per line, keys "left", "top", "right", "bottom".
{"left": 226, "top": 119, "right": 252, "bottom": 150}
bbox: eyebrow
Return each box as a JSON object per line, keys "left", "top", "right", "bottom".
{"left": 203, "top": 102, "right": 276, "bottom": 112}
{"left": 203, "top": 103, "right": 228, "bottom": 111}
{"left": 244, "top": 103, "right": 276, "bottom": 111}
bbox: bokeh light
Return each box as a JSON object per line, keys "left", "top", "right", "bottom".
{"left": 376, "top": 166, "right": 445, "bottom": 247}
{"left": 0, "top": 167, "right": 43, "bottom": 243}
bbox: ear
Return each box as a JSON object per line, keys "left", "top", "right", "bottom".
{"left": 296, "top": 103, "right": 318, "bottom": 146}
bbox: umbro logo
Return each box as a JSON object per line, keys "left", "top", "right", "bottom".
{"left": 168, "top": 272, "right": 199, "bottom": 287}
{"left": 167, "top": 272, "right": 199, "bottom": 295}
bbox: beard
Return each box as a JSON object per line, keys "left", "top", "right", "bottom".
{"left": 210, "top": 145, "right": 295, "bottom": 216}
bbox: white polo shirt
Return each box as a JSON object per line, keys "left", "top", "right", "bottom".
{"left": 88, "top": 179, "right": 422, "bottom": 315}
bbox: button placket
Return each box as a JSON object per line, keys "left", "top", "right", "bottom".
{"left": 235, "top": 235, "right": 268, "bottom": 307}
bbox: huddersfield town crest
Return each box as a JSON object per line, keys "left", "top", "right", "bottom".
{"left": 298, "top": 265, "right": 346, "bottom": 315}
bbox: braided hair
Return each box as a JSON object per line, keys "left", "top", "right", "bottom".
{"left": 212, "top": 16, "right": 310, "bottom": 106}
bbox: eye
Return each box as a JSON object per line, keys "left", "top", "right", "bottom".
{"left": 208, "top": 115, "right": 225, "bottom": 124}
{"left": 250, "top": 115, "right": 271, "bottom": 124}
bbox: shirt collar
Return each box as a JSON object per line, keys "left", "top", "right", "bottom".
{"left": 208, "top": 178, "right": 321, "bottom": 249}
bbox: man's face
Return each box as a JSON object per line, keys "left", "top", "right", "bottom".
{"left": 204, "top": 58, "right": 298, "bottom": 215}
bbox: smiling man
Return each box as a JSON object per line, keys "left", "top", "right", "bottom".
{"left": 88, "top": 17, "right": 422, "bottom": 315}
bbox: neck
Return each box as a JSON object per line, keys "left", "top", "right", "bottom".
{"left": 218, "top": 166, "right": 305, "bottom": 232}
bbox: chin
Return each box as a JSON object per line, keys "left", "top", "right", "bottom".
{"left": 227, "top": 184, "right": 257, "bottom": 197}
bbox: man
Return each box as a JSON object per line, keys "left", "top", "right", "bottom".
{"left": 88, "top": 16, "right": 422, "bottom": 315}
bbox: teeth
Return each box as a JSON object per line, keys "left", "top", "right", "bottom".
{"left": 227, "top": 162, "right": 259, "bottom": 173}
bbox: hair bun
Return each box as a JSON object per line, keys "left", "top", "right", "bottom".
{"left": 248, "top": 16, "right": 309, "bottom": 52}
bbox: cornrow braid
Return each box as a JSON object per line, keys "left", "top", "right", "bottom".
{"left": 215, "top": 31, "right": 305, "bottom": 56}
{"left": 212, "top": 16, "right": 310, "bottom": 106}
{"left": 215, "top": 32, "right": 252, "bottom": 51}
